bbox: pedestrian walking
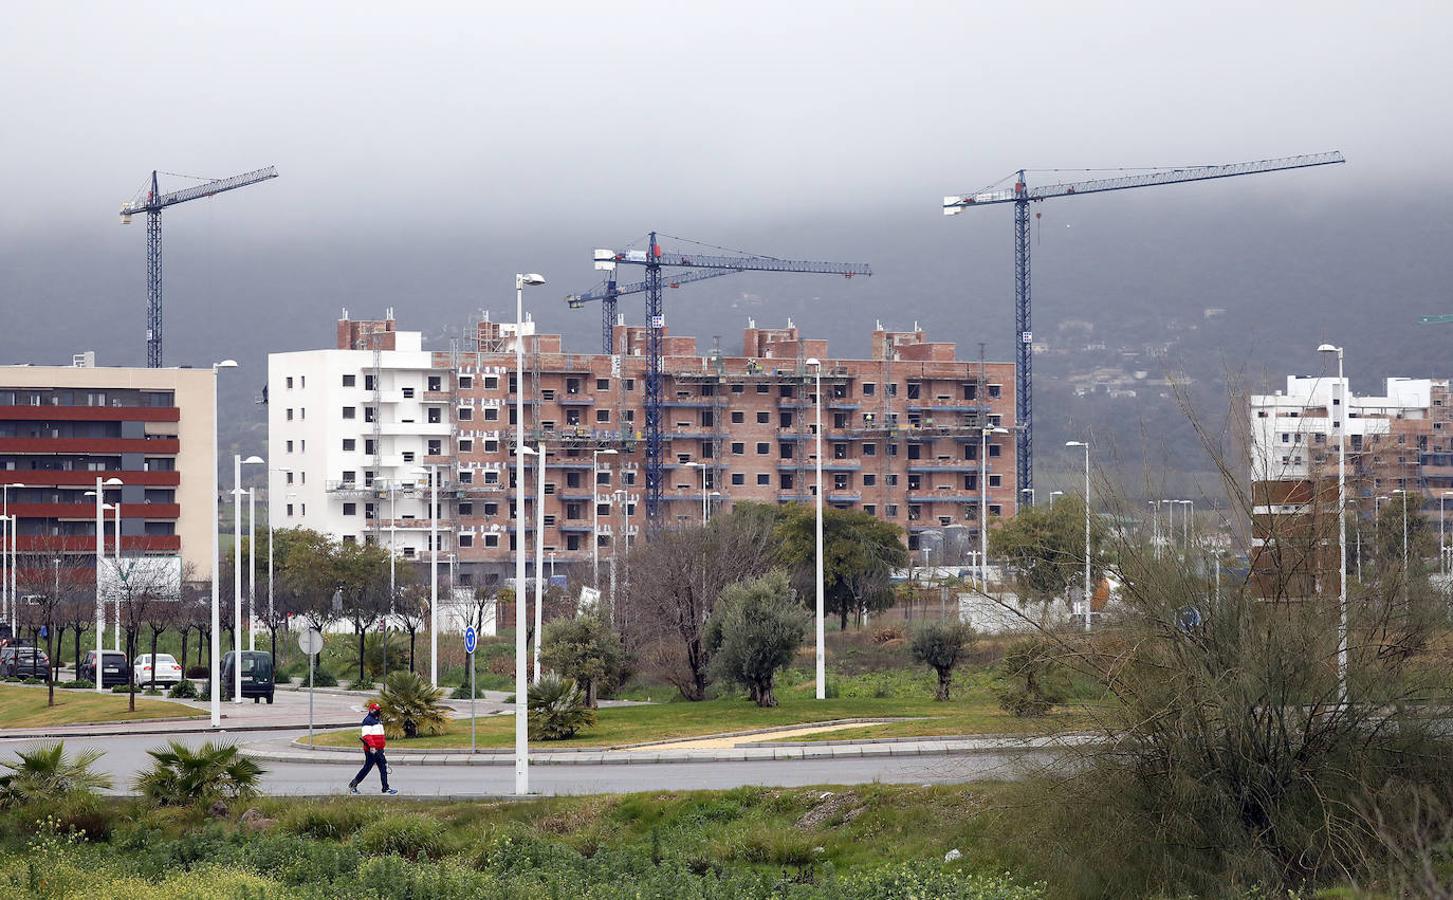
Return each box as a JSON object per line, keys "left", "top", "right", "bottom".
{"left": 349, "top": 701, "right": 397, "bottom": 795}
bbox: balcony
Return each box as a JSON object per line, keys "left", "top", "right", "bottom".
{"left": 14, "top": 535, "right": 180, "bottom": 553}
{"left": 907, "top": 491, "right": 982, "bottom": 503}
{"left": 15, "top": 502, "right": 181, "bottom": 521}
{"left": 0, "top": 405, "right": 178, "bottom": 423}
{"left": 557, "top": 394, "right": 596, "bottom": 406}
{"left": 375, "top": 518, "right": 454, "bottom": 530}
{"left": 0, "top": 436, "right": 180, "bottom": 455}
{"left": 0, "top": 470, "right": 180, "bottom": 488}
{"left": 422, "top": 391, "right": 452, "bottom": 403}
{"left": 379, "top": 421, "right": 451, "bottom": 436}
{"left": 661, "top": 398, "right": 715, "bottom": 408}
{"left": 906, "top": 401, "right": 989, "bottom": 414}
{"left": 908, "top": 462, "right": 980, "bottom": 473}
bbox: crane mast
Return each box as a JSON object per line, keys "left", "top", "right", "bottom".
{"left": 944, "top": 151, "right": 1344, "bottom": 497}
{"left": 585, "top": 232, "right": 871, "bottom": 521}
{"left": 120, "top": 166, "right": 278, "bottom": 367}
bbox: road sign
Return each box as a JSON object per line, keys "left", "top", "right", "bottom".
{"left": 464, "top": 626, "right": 478, "bottom": 655}
{"left": 298, "top": 628, "right": 324, "bottom": 655}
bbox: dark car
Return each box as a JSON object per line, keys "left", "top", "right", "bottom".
{"left": 1, "top": 645, "right": 49, "bottom": 679}
{"left": 78, "top": 650, "right": 131, "bottom": 687}
{"left": 221, "top": 650, "right": 274, "bottom": 703}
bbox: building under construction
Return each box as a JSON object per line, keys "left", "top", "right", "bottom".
{"left": 268, "top": 312, "right": 1017, "bottom": 588}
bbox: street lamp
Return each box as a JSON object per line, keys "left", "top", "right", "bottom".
{"left": 1020, "top": 488, "right": 1034, "bottom": 508}
{"left": 248, "top": 485, "right": 257, "bottom": 651}
{"left": 1, "top": 482, "right": 25, "bottom": 627}
{"left": 805, "top": 357, "right": 826, "bottom": 701}
{"left": 514, "top": 272, "right": 545, "bottom": 796}
{"left": 1178, "top": 500, "right": 1194, "bottom": 551}
{"left": 1317, "top": 343, "right": 1347, "bottom": 702}
{"left": 1441, "top": 491, "right": 1453, "bottom": 578}
{"left": 686, "top": 461, "right": 710, "bottom": 527}
{"left": 234, "top": 455, "right": 264, "bottom": 703}
{"left": 209, "top": 360, "right": 237, "bottom": 727}
{"left": 1050, "top": 490, "right": 1063, "bottom": 507}
{"left": 85, "top": 480, "right": 122, "bottom": 694}
{"left": 533, "top": 442, "right": 546, "bottom": 684}
{"left": 980, "top": 426, "right": 1010, "bottom": 593}
{"left": 411, "top": 465, "right": 440, "bottom": 687}
{"left": 591, "top": 449, "right": 617, "bottom": 590}
{"left": 1066, "top": 441, "right": 1092, "bottom": 631}
{"left": 1392, "top": 488, "right": 1410, "bottom": 606}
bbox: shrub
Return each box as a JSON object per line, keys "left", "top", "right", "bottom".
{"left": 528, "top": 673, "right": 595, "bottom": 740}
{"left": 910, "top": 621, "right": 977, "bottom": 701}
{"left": 21, "top": 677, "right": 43, "bottom": 686}
{"left": 541, "top": 614, "right": 626, "bottom": 707}
{"left": 111, "top": 683, "right": 133, "bottom": 694}
{"left": 60, "top": 679, "right": 94, "bottom": 690}
{"left": 376, "top": 670, "right": 449, "bottom": 739}
{"left": 136, "top": 740, "right": 264, "bottom": 807}
{"left": 309, "top": 668, "right": 339, "bottom": 688}
{"left": 994, "top": 638, "right": 1062, "bottom": 717}
{"left": 871, "top": 625, "right": 905, "bottom": 645}
{"left": 354, "top": 813, "right": 445, "bottom": 861}
{"left": 0, "top": 742, "right": 111, "bottom": 806}
{"left": 281, "top": 801, "right": 371, "bottom": 840}
{"left": 168, "top": 679, "right": 198, "bottom": 699}
{"left": 704, "top": 570, "right": 806, "bottom": 707}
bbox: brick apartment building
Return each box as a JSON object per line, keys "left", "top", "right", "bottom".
{"left": 1249, "top": 374, "right": 1453, "bottom": 598}
{"left": 0, "top": 356, "right": 217, "bottom": 610}
{"left": 269, "top": 313, "right": 1017, "bottom": 590}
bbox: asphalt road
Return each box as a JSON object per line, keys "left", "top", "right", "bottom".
{"left": 0, "top": 728, "right": 1039, "bottom": 797}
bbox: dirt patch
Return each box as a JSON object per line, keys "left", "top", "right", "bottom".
{"left": 794, "top": 790, "right": 866, "bottom": 830}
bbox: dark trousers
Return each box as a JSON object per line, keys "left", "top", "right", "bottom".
{"left": 352, "top": 748, "right": 390, "bottom": 791}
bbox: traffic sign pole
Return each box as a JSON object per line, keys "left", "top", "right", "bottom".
{"left": 298, "top": 628, "right": 324, "bottom": 747}
{"left": 464, "top": 626, "right": 478, "bottom": 754}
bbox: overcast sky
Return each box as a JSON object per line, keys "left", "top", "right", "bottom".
{"left": 4, "top": 2, "right": 1448, "bottom": 232}
{"left": 2, "top": 2, "right": 1450, "bottom": 375}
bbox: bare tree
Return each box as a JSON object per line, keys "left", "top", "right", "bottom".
{"left": 113, "top": 556, "right": 184, "bottom": 711}
{"left": 14, "top": 544, "right": 91, "bottom": 706}
{"left": 620, "top": 509, "right": 778, "bottom": 701}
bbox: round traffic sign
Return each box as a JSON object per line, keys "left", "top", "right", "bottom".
{"left": 298, "top": 628, "right": 324, "bottom": 655}
{"left": 464, "top": 626, "right": 478, "bottom": 655}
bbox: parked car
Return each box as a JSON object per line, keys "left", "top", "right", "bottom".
{"left": 78, "top": 650, "right": 131, "bottom": 687}
{"left": 1, "top": 645, "right": 49, "bottom": 679}
{"left": 133, "top": 653, "right": 184, "bottom": 686}
{"left": 221, "top": 650, "right": 274, "bottom": 703}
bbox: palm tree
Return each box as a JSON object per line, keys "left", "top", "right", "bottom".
{"left": 0, "top": 742, "right": 111, "bottom": 804}
{"left": 135, "top": 740, "right": 263, "bottom": 807}
{"left": 376, "top": 670, "right": 449, "bottom": 738}
{"left": 528, "top": 673, "right": 596, "bottom": 740}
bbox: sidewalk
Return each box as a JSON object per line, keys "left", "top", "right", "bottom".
{"left": 240, "top": 731, "right": 1093, "bottom": 767}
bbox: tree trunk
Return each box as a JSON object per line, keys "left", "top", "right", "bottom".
{"left": 584, "top": 678, "right": 598, "bottom": 709}
{"left": 73, "top": 625, "right": 85, "bottom": 679}
{"left": 198, "top": 626, "right": 206, "bottom": 668}
{"left": 127, "top": 631, "right": 137, "bottom": 712}
{"left": 408, "top": 630, "right": 417, "bottom": 672}
{"left": 754, "top": 679, "right": 777, "bottom": 708}
{"left": 149, "top": 628, "right": 160, "bottom": 691}
{"left": 179, "top": 628, "right": 190, "bottom": 679}
{"left": 357, "top": 625, "right": 367, "bottom": 686}
{"left": 45, "top": 617, "right": 56, "bottom": 707}
{"left": 935, "top": 668, "right": 952, "bottom": 702}
{"left": 839, "top": 606, "right": 848, "bottom": 631}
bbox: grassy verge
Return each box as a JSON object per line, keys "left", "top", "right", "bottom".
{"left": 0, "top": 784, "right": 1046, "bottom": 898}
{"left": 0, "top": 684, "right": 202, "bottom": 729}
{"left": 307, "top": 668, "right": 1094, "bottom": 750}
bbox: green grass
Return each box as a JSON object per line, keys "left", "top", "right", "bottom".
{"left": 0, "top": 784, "right": 1046, "bottom": 898}
{"left": 0, "top": 683, "right": 202, "bottom": 729}
{"left": 307, "top": 667, "right": 1095, "bottom": 749}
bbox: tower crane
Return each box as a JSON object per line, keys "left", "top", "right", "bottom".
{"left": 566, "top": 269, "right": 737, "bottom": 353}
{"left": 944, "top": 151, "right": 1345, "bottom": 497}
{"left": 120, "top": 167, "right": 278, "bottom": 367}
{"left": 582, "top": 232, "right": 871, "bottom": 521}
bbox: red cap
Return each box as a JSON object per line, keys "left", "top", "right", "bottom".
{"left": 367, "top": 701, "right": 381, "bottom": 711}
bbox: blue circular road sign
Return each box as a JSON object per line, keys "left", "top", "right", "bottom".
{"left": 464, "top": 626, "right": 478, "bottom": 655}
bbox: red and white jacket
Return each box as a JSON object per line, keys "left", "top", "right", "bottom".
{"left": 360, "top": 709, "right": 386, "bottom": 750}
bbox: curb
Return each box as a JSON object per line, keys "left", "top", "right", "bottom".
{"left": 241, "top": 738, "right": 1065, "bottom": 767}
{"left": 4, "top": 721, "right": 358, "bottom": 740}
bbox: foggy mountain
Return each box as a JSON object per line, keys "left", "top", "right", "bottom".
{"left": 3, "top": 185, "right": 1449, "bottom": 498}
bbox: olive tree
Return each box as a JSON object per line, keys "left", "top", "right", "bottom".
{"left": 541, "top": 614, "right": 625, "bottom": 708}
{"left": 704, "top": 570, "right": 806, "bottom": 708}
{"left": 909, "top": 621, "right": 977, "bottom": 701}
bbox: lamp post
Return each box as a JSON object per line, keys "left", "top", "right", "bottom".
{"left": 209, "top": 360, "right": 237, "bottom": 727}
{"left": 234, "top": 455, "right": 263, "bottom": 703}
{"left": 112, "top": 500, "right": 121, "bottom": 651}
{"left": 1020, "top": 488, "right": 1034, "bottom": 508}
{"left": 533, "top": 443, "right": 545, "bottom": 683}
{"left": 980, "top": 426, "right": 1009, "bottom": 592}
{"left": 1066, "top": 441, "right": 1092, "bottom": 631}
{"left": 1050, "top": 490, "right": 1063, "bottom": 507}
{"left": 247, "top": 486, "right": 256, "bottom": 651}
{"left": 1149, "top": 500, "right": 1160, "bottom": 560}
{"left": 1392, "top": 488, "right": 1410, "bottom": 606}
{"left": 386, "top": 480, "right": 396, "bottom": 677}
{"left": 591, "top": 449, "right": 617, "bottom": 590}
{"left": 1, "top": 482, "right": 25, "bottom": 627}
{"left": 89, "top": 479, "right": 121, "bottom": 693}
{"left": 411, "top": 465, "right": 440, "bottom": 687}
{"left": 513, "top": 271, "right": 545, "bottom": 796}
{"left": 1317, "top": 344, "right": 1348, "bottom": 702}
{"left": 805, "top": 357, "right": 826, "bottom": 701}
{"left": 1442, "top": 491, "right": 1453, "bottom": 578}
